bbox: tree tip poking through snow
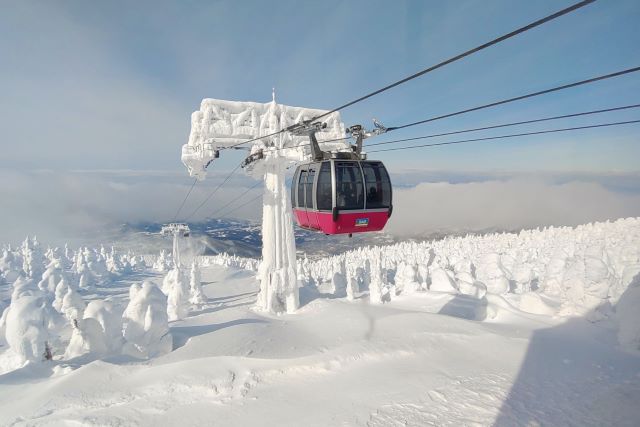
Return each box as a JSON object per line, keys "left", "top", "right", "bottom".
{"left": 122, "top": 281, "right": 172, "bottom": 359}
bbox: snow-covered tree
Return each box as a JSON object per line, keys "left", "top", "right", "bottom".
{"left": 163, "top": 268, "right": 190, "bottom": 321}
{"left": 5, "top": 291, "right": 61, "bottom": 364}
{"left": 64, "top": 318, "right": 108, "bottom": 359}
{"left": 122, "top": 281, "right": 172, "bottom": 358}
{"left": 61, "top": 286, "right": 86, "bottom": 323}
{"left": 21, "top": 236, "right": 45, "bottom": 282}
{"left": 38, "top": 259, "right": 65, "bottom": 294}
{"left": 153, "top": 250, "right": 172, "bottom": 272}
{"left": 53, "top": 277, "right": 70, "bottom": 312}
{"left": 188, "top": 261, "right": 206, "bottom": 305}
{"left": 84, "top": 299, "right": 124, "bottom": 353}
{"left": 369, "top": 251, "right": 384, "bottom": 304}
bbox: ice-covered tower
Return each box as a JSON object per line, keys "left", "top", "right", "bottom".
{"left": 182, "top": 96, "right": 348, "bottom": 313}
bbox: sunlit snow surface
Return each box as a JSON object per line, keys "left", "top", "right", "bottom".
{"left": 0, "top": 218, "right": 639, "bottom": 426}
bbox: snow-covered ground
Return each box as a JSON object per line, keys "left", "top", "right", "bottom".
{"left": 1, "top": 218, "right": 639, "bottom": 426}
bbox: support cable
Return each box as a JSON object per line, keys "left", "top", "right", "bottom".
{"left": 207, "top": 180, "right": 263, "bottom": 219}
{"left": 184, "top": 162, "right": 243, "bottom": 221}
{"left": 172, "top": 178, "right": 198, "bottom": 222}
{"left": 368, "top": 119, "right": 640, "bottom": 153}
{"left": 227, "top": 0, "right": 596, "bottom": 148}
{"left": 218, "top": 193, "right": 263, "bottom": 218}
{"left": 368, "top": 103, "right": 640, "bottom": 148}
{"left": 310, "top": 0, "right": 596, "bottom": 123}
{"left": 387, "top": 66, "right": 640, "bottom": 131}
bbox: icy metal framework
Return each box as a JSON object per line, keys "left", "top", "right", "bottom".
{"left": 181, "top": 97, "right": 349, "bottom": 313}
{"left": 160, "top": 223, "right": 190, "bottom": 267}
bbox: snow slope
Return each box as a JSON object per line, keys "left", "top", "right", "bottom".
{"left": 1, "top": 218, "right": 639, "bottom": 426}
{"left": 0, "top": 265, "right": 638, "bottom": 426}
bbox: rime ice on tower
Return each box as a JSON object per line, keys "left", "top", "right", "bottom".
{"left": 182, "top": 97, "right": 346, "bottom": 314}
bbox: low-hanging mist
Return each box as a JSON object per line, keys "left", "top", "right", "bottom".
{"left": 387, "top": 178, "right": 640, "bottom": 237}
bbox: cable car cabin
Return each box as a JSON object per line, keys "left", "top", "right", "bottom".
{"left": 291, "top": 160, "right": 392, "bottom": 235}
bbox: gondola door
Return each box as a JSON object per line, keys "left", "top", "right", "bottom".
{"left": 305, "top": 165, "right": 319, "bottom": 229}
{"left": 292, "top": 167, "right": 308, "bottom": 228}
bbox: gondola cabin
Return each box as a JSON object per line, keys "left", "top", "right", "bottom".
{"left": 291, "top": 160, "right": 393, "bottom": 235}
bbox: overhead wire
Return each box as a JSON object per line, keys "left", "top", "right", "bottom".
{"left": 368, "top": 119, "right": 640, "bottom": 153}
{"left": 172, "top": 178, "right": 198, "bottom": 222}
{"left": 225, "top": 0, "right": 596, "bottom": 149}
{"left": 310, "top": 0, "right": 597, "bottom": 123}
{"left": 274, "top": 67, "right": 640, "bottom": 154}
{"left": 207, "top": 180, "right": 263, "bottom": 218}
{"left": 218, "top": 193, "right": 264, "bottom": 218}
{"left": 386, "top": 66, "right": 640, "bottom": 131}
{"left": 368, "top": 103, "right": 640, "bottom": 148}
{"left": 183, "top": 162, "right": 243, "bottom": 221}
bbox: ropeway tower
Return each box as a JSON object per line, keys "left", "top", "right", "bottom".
{"left": 181, "top": 96, "right": 351, "bottom": 313}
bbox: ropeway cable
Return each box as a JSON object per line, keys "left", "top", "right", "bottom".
{"left": 183, "top": 162, "right": 243, "bottom": 221}
{"left": 226, "top": 0, "right": 596, "bottom": 148}
{"left": 368, "top": 103, "right": 640, "bottom": 148}
{"left": 368, "top": 119, "right": 640, "bottom": 153}
{"left": 172, "top": 178, "right": 198, "bottom": 221}
{"left": 207, "top": 180, "right": 263, "bottom": 218}
{"left": 218, "top": 193, "right": 264, "bottom": 218}
{"left": 386, "top": 66, "right": 640, "bottom": 132}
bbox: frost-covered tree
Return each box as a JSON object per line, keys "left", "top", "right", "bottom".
{"left": 369, "top": 251, "right": 384, "bottom": 304}
{"left": 122, "top": 281, "right": 172, "bottom": 358}
{"left": 53, "top": 277, "right": 70, "bottom": 312}
{"left": 64, "top": 318, "right": 108, "bottom": 359}
{"left": 188, "top": 261, "right": 206, "bottom": 305}
{"left": 0, "top": 248, "right": 22, "bottom": 283}
{"left": 163, "top": 268, "right": 189, "bottom": 321}
{"left": 429, "top": 264, "right": 458, "bottom": 293}
{"left": 345, "top": 262, "right": 359, "bottom": 301}
{"left": 61, "top": 286, "right": 86, "bottom": 323}
{"left": 475, "top": 253, "right": 509, "bottom": 294}
{"left": 330, "top": 259, "right": 347, "bottom": 297}
{"left": 38, "top": 259, "right": 65, "bottom": 294}
{"left": 153, "top": 250, "right": 172, "bottom": 272}
{"left": 84, "top": 299, "right": 124, "bottom": 353}
{"left": 21, "top": 236, "right": 45, "bottom": 282}
{"left": 4, "top": 280, "right": 62, "bottom": 364}
{"left": 395, "top": 261, "right": 421, "bottom": 295}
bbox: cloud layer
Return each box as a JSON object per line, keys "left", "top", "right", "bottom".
{"left": 1, "top": 168, "right": 639, "bottom": 245}
{"left": 387, "top": 179, "right": 640, "bottom": 237}
{"left": 0, "top": 170, "right": 262, "bottom": 245}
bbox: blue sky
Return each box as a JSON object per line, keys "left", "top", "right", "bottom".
{"left": 1, "top": 0, "right": 639, "bottom": 174}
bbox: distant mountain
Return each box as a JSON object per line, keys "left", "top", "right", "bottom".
{"left": 112, "top": 218, "right": 398, "bottom": 259}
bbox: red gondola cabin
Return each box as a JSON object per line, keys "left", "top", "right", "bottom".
{"left": 291, "top": 159, "right": 393, "bottom": 235}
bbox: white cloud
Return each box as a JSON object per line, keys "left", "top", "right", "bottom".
{"left": 387, "top": 178, "right": 640, "bottom": 237}
{"left": 0, "top": 170, "right": 262, "bottom": 245}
